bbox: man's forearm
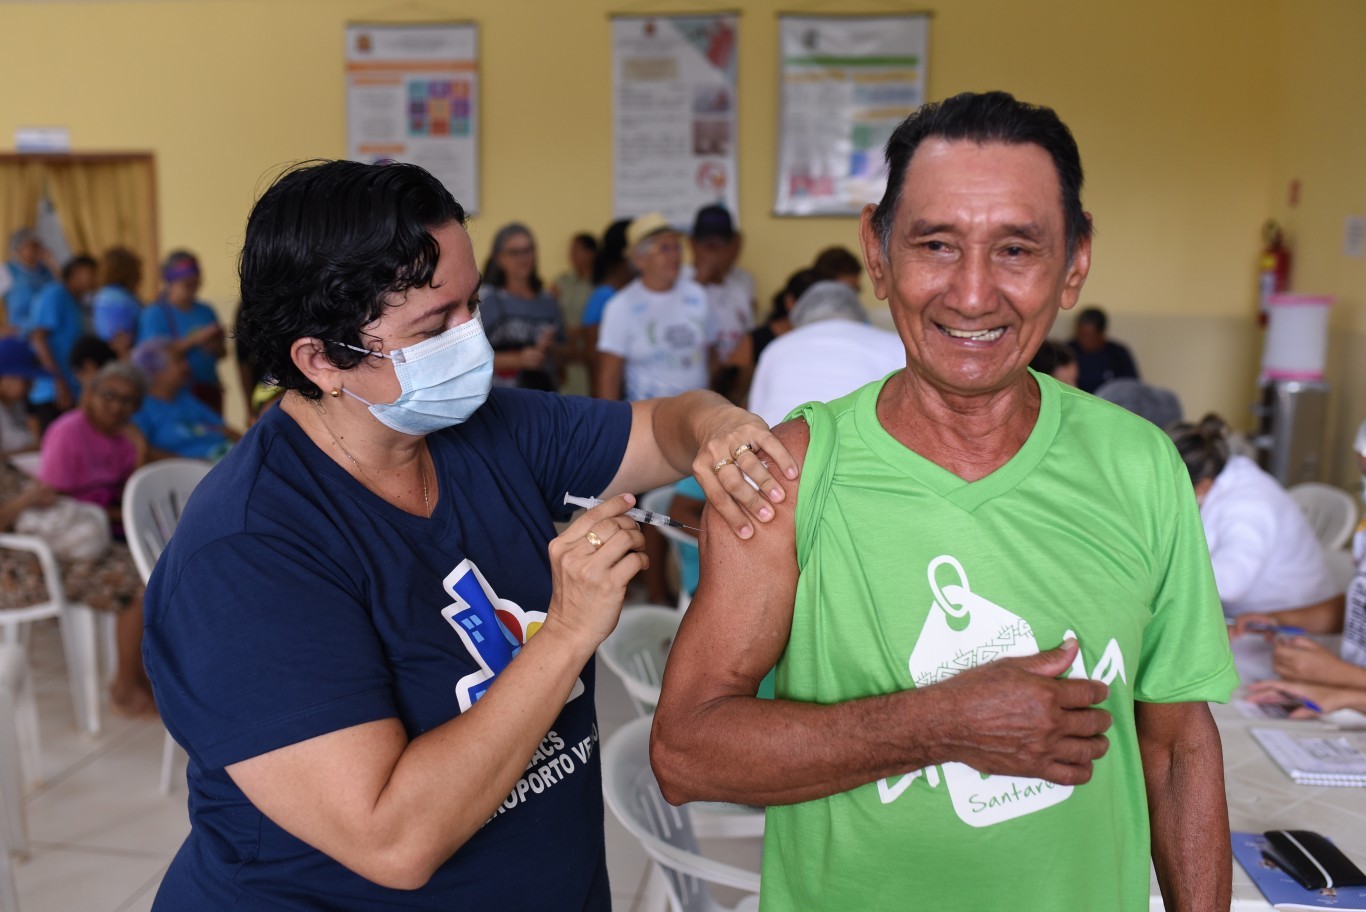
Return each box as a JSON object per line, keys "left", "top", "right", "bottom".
{"left": 1141, "top": 703, "right": 1231, "bottom": 912}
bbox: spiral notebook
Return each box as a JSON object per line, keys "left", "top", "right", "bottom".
{"left": 1252, "top": 727, "right": 1366, "bottom": 787}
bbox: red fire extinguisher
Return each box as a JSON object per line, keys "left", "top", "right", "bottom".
{"left": 1259, "top": 220, "right": 1291, "bottom": 326}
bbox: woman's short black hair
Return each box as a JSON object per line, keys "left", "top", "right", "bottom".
{"left": 235, "top": 160, "right": 466, "bottom": 400}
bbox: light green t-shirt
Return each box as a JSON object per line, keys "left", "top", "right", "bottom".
{"left": 760, "top": 371, "right": 1238, "bottom": 912}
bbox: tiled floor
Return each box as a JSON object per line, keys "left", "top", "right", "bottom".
{"left": 11, "top": 615, "right": 757, "bottom": 912}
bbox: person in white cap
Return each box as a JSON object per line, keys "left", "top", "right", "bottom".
{"left": 594, "top": 212, "right": 718, "bottom": 403}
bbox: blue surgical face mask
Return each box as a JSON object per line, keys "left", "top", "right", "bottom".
{"left": 332, "top": 318, "right": 494, "bottom": 436}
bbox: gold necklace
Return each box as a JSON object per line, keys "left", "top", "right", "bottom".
{"left": 312, "top": 400, "right": 430, "bottom": 517}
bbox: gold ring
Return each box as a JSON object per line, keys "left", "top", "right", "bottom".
{"left": 733, "top": 443, "right": 753, "bottom": 459}
{"left": 585, "top": 531, "right": 604, "bottom": 550}
{"left": 711, "top": 457, "right": 733, "bottom": 474}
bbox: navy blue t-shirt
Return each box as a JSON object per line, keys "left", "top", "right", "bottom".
{"left": 144, "top": 388, "right": 631, "bottom": 911}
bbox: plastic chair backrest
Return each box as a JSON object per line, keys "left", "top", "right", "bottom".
{"left": 598, "top": 606, "right": 680, "bottom": 716}
{"left": 601, "top": 717, "right": 760, "bottom": 912}
{"left": 1288, "top": 483, "right": 1358, "bottom": 552}
{"left": 121, "top": 459, "right": 212, "bottom": 583}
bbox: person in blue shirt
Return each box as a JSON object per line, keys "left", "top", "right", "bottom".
{"left": 142, "top": 159, "right": 796, "bottom": 912}
{"left": 138, "top": 251, "right": 227, "bottom": 414}
{"left": 129, "top": 338, "right": 238, "bottom": 460}
{"left": 91, "top": 246, "right": 144, "bottom": 358}
{"left": 4, "top": 228, "right": 55, "bottom": 336}
{"left": 580, "top": 218, "right": 634, "bottom": 393}
{"left": 28, "top": 254, "right": 97, "bottom": 430}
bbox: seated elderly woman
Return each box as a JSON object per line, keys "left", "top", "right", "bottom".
{"left": 5, "top": 358, "right": 152, "bottom": 713}
{"left": 130, "top": 338, "right": 239, "bottom": 460}
{"left": 38, "top": 360, "right": 147, "bottom": 523}
{"left": 141, "top": 160, "right": 794, "bottom": 910}
{"left": 1168, "top": 413, "right": 1341, "bottom": 619}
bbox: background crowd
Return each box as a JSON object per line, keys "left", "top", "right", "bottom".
{"left": 4, "top": 190, "right": 1366, "bottom": 770}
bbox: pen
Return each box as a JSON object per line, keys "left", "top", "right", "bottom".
{"left": 1298, "top": 698, "right": 1325, "bottom": 713}
{"left": 1228, "top": 619, "right": 1308, "bottom": 637}
{"left": 563, "top": 493, "right": 701, "bottom": 532}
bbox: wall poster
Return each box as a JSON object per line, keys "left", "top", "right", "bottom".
{"left": 612, "top": 14, "right": 739, "bottom": 228}
{"left": 346, "top": 22, "right": 480, "bottom": 213}
{"left": 774, "top": 14, "right": 929, "bottom": 217}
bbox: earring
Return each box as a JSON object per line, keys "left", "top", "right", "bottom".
{"left": 329, "top": 388, "right": 341, "bottom": 398}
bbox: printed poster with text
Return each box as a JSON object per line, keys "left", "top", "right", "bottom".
{"left": 346, "top": 23, "right": 479, "bottom": 213}
{"left": 612, "top": 14, "right": 739, "bottom": 228}
{"left": 775, "top": 15, "right": 928, "bottom": 217}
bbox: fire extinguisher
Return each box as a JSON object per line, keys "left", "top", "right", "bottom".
{"left": 1258, "top": 220, "right": 1291, "bottom": 326}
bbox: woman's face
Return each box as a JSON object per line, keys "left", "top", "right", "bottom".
{"left": 166, "top": 275, "right": 201, "bottom": 307}
{"left": 86, "top": 376, "right": 141, "bottom": 433}
{"left": 338, "top": 222, "right": 481, "bottom": 409}
{"left": 495, "top": 232, "right": 536, "bottom": 285}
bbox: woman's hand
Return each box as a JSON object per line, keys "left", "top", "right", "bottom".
{"left": 1272, "top": 636, "right": 1354, "bottom": 687}
{"left": 690, "top": 406, "right": 798, "bottom": 540}
{"left": 1229, "top": 612, "right": 1280, "bottom": 640}
{"left": 543, "top": 494, "right": 647, "bottom": 651}
{"left": 1247, "top": 679, "right": 1364, "bottom": 718}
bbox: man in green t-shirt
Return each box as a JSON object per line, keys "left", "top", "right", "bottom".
{"left": 652, "top": 91, "right": 1237, "bottom": 912}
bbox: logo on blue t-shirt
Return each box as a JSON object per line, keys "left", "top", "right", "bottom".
{"left": 441, "top": 559, "right": 584, "bottom": 712}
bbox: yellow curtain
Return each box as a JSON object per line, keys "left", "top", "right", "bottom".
{"left": 0, "top": 156, "right": 158, "bottom": 301}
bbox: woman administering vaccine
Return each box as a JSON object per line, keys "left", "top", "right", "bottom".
{"left": 142, "top": 160, "right": 794, "bottom": 911}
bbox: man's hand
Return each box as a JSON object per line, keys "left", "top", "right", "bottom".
{"left": 929, "top": 639, "right": 1111, "bottom": 785}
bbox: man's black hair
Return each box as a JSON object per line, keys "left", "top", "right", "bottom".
{"left": 62, "top": 255, "right": 97, "bottom": 283}
{"left": 235, "top": 160, "right": 466, "bottom": 400}
{"left": 1076, "top": 306, "right": 1108, "bottom": 333}
{"left": 871, "top": 91, "right": 1093, "bottom": 259}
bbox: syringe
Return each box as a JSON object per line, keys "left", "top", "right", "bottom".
{"left": 563, "top": 493, "right": 700, "bottom": 532}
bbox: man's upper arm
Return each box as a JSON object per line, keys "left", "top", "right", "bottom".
{"left": 660, "top": 419, "right": 808, "bottom": 701}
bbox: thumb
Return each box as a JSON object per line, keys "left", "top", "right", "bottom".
{"left": 1016, "top": 638, "right": 1080, "bottom": 678}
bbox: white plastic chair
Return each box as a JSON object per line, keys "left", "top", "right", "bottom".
{"left": 599, "top": 605, "right": 680, "bottom": 717}
{"left": 0, "top": 642, "right": 32, "bottom": 861}
{"left": 640, "top": 487, "right": 698, "bottom": 611}
{"left": 598, "top": 608, "right": 765, "bottom": 840}
{"left": 121, "top": 458, "right": 212, "bottom": 795}
{"left": 1288, "top": 482, "right": 1358, "bottom": 551}
{"left": 0, "top": 532, "right": 108, "bottom": 739}
{"left": 602, "top": 716, "right": 760, "bottom": 912}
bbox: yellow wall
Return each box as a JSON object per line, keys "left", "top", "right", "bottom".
{"left": 0, "top": 0, "right": 1339, "bottom": 443}
{"left": 1268, "top": 0, "right": 1366, "bottom": 489}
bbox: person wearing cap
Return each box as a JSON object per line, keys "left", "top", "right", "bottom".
{"left": 594, "top": 212, "right": 718, "bottom": 403}
{"left": 92, "top": 246, "right": 145, "bottom": 359}
{"left": 28, "top": 254, "right": 98, "bottom": 428}
{"left": 138, "top": 250, "right": 227, "bottom": 413}
{"left": 0, "top": 337, "right": 46, "bottom": 456}
{"left": 746, "top": 280, "right": 905, "bottom": 428}
{"left": 686, "top": 204, "right": 754, "bottom": 367}
{"left": 129, "top": 338, "right": 241, "bottom": 461}
{"left": 4, "top": 228, "right": 56, "bottom": 336}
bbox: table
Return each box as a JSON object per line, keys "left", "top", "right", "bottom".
{"left": 1148, "top": 638, "right": 1366, "bottom": 910}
